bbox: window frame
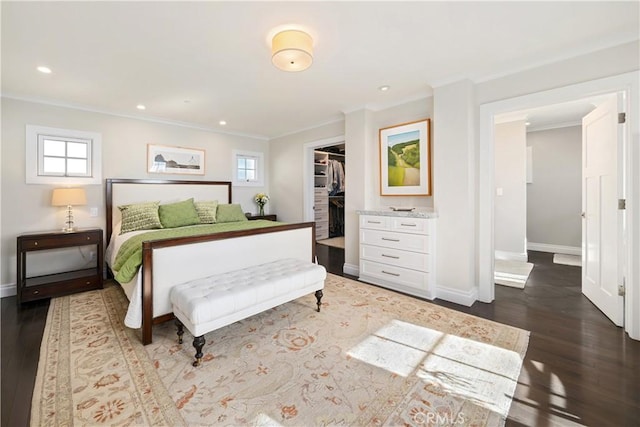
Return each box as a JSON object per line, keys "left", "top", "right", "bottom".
{"left": 26, "top": 125, "right": 102, "bottom": 185}
{"left": 232, "top": 149, "right": 264, "bottom": 187}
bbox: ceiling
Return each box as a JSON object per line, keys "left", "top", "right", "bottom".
{"left": 2, "top": 2, "right": 638, "bottom": 139}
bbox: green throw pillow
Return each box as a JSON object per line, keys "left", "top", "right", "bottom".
{"left": 119, "top": 201, "right": 162, "bottom": 234}
{"left": 158, "top": 198, "right": 201, "bottom": 228}
{"left": 216, "top": 204, "right": 249, "bottom": 223}
{"left": 194, "top": 200, "right": 219, "bottom": 224}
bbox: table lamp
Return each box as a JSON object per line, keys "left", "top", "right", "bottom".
{"left": 51, "top": 188, "right": 87, "bottom": 232}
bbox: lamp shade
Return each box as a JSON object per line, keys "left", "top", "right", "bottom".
{"left": 51, "top": 188, "right": 87, "bottom": 206}
{"left": 271, "top": 30, "right": 313, "bottom": 72}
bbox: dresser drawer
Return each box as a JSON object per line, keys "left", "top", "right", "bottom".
{"left": 315, "top": 211, "right": 329, "bottom": 222}
{"left": 360, "top": 244, "right": 430, "bottom": 272}
{"left": 360, "top": 229, "right": 430, "bottom": 253}
{"left": 359, "top": 260, "right": 429, "bottom": 291}
{"left": 316, "top": 221, "right": 329, "bottom": 239}
{"left": 360, "top": 215, "right": 389, "bottom": 230}
{"left": 389, "top": 217, "right": 431, "bottom": 235}
{"left": 314, "top": 203, "right": 329, "bottom": 215}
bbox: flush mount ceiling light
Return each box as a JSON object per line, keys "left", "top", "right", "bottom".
{"left": 271, "top": 29, "right": 313, "bottom": 72}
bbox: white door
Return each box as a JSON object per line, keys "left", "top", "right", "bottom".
{"left": 582, "top": 95, "right": 624, "bottom": 326}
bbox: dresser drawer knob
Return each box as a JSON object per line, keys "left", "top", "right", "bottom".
{"left": 87, "top": 236, "right": 91, "bottom": 240}
{"left": 400, "top": 223, "right": 417, "bottom": 227}
{"left": 33, "top": 290, "right": 39, "bottom": 295}
{"left": 86, "top": 281, "right": 91, "bottom": 285}
{"left": 367, "top": 221, "right": 381, "bottom": 224}
{"left": 382, "top": 254, "right": 400, "bottom": 259}
{"left": 34, "top": 241, "right": 38, "bottom": 246}
{"left": 381, "top": 237, "right": 400, "bottom": 242}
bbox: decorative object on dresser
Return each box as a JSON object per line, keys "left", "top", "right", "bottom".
{"left": 357, "top": 210, "right": 437, "bottom": 299}
{"left": 51, "top": 187, "right": 87, "bottom": 232}
{"left": 147, "top": 144, "right": 205, "bottom": 175}
{"left": 379, "top": 119, "right": 432, "bottom": 196}
{"left": 16, "top": 228, "right": 103, "bottom": 304}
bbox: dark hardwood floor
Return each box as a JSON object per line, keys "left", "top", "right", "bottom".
{"left": 316, "top": 246, "right": 640, "bottom": 426}
{"left": 2, "top": 247, "right": 639, "bottom": 426}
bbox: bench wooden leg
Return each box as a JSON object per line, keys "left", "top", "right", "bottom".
{"left": 175, "top": 319, "right": 184, "bottom": 344}
{"left": 315, "top": 289, "right": 323, "bottom": 312}
{"left": 192, "top": 335, "right": 206, "bottom": 367}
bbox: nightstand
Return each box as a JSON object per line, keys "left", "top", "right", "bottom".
{"left": 17, "top": 228, "right": 103, "bottom": 304}
{"left": 246, "top": 214, "right": 277, "bottom": 221}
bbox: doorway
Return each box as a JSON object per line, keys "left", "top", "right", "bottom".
{"left": 303, "top": 136, "right": 346, "bottom": 245}
{"left": 478, "top": 71, "right": 639, "bottom": 339}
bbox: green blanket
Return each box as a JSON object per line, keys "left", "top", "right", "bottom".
{"left": 112, "top": 220, "right": 283, "bottom": 283}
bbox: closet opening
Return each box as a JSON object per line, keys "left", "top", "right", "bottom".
{"left": 314, "top": 144, "right": 345, "bottom": 242}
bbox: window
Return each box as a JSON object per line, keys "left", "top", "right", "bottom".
{"left": 26, "top": 125, "right": 102, "bottom": 185}
{"left": 232, "top": 150, "right": 264, "bottom": 186}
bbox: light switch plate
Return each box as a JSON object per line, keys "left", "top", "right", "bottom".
{"left": 90, "top": 207, "right": 99, "bottom": 217}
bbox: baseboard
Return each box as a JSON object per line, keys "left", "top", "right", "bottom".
{"left": 495, "top": 250, "right": 528, "bottom": 262}
{"left": 343, "top": 263, "right": 359, "bottom": 277}
{"left": 435, "top": 285, "right": 478, "bottom": 307}
{"left": 1, "top": 283, "right": 17, "bottom": 298}
{"left": 528, "top": 242, "right": 581, "bottom": 256}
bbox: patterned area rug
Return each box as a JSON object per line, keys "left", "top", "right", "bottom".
{"left": 32, "top": 274, "right": 529, "bottom": 426}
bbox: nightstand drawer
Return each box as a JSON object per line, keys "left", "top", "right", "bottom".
{"left": 20, "top": 231, "right": 101, "bottom": 250}
{"left": 21, "top": 273, "right": 102, "bottom": 302}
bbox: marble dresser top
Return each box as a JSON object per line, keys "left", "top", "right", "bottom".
{"left": 357, "top": 208, "right": 438, "bottom": 219}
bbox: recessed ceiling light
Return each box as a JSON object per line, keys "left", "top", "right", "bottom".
{"left": 525, "top": 122, "right": 531, "bottom": 126}
{"left": 37, "top": 66, "right": 52, "bottom": 74}
{"left": 378, "top": 85, "right": 390, "bottom": 91}
{"left": 136, "top": 104, "right": 146, "bottom": 110}
{"left": 219, "top": 120, "right": 227, "bottom": 126}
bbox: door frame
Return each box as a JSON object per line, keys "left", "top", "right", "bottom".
{"left": 303, "top": 136, "right": 345, "bottom": 223}
{"left": 478, "top": 71, "right": 639, "bottom": 339}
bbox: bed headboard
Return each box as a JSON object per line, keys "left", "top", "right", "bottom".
{"left": 105, "top": 179, "right": 232, "bottom": 246}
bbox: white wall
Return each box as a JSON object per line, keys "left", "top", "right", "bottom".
{"left": 1, "top": 98, "right": 269, "bottom": 288}
{"left": 494, "top": 120, "right": 527, "bottom": 261}
{"left": 432, "top": 80, "right": 477, "bottom": 305}
{"left": 527, "top": 126, "right": 582, "bottom": 250}
{"left": 268, "top": 120, "right": 345, "bottom": 223}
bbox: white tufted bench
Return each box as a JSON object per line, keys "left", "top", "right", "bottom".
{"left": 170, "top": 258, "right": 327, "bottom": 366}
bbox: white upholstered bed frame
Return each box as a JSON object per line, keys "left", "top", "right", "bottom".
{"left": 105, "top": 179, "right": 316, "bottom": 344}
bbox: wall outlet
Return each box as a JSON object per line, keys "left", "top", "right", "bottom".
{"left": 89, "top": 207, "right": 99, "bottom": 217}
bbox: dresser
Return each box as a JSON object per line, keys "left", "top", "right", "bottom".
{"left": 357, "top": 210, "right": 436, "bottom": 300}
{"left": 314, "top": 188, "right": 329, "bottom": 240}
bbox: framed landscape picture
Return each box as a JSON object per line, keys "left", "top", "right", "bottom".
{"left": 379, "top": 119, "right": 431, "bottom": 196}
{"left": 147, "top": 144, "right": 205, "bottom": 175}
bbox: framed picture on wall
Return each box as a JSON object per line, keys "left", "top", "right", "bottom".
{"left": 147, "top": 144, "right": 205, "bottom": 175}
{"left": 379, "top": 118, "right": 431, "bottom": 196}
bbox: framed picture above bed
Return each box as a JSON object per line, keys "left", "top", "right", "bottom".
{"left": 147, "top": 144, "right": 205, "bottom": 175}
{"left": 379, "top": 119, "right": 431, "bottom": 196}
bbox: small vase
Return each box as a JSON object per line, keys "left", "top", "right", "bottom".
{"left": 259, "top": 206, "right": 264, "bottom": 216}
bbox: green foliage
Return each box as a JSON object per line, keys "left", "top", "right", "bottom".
{"left": 387, "top": 147, "right": 396, "bottom": 167}
{"left": 401, "top": 145, "right": 420, "bottom": 168}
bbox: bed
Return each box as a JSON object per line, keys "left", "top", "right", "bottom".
{"left": 105, "top": 179, "right": 316, "bottom": 345}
